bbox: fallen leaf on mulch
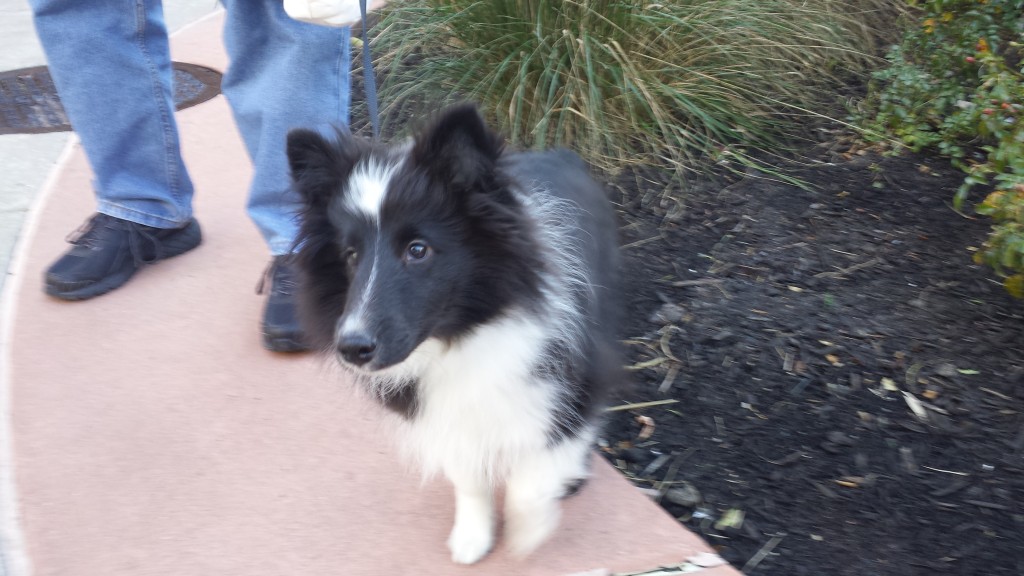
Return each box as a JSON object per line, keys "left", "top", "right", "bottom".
{"left": 835, "top": 475, "right": 873, "bottom": 488}
{"left": 902, "top": 391, "right": 929, "bottom": 421}
{"left": 834, "top": 477, "right": 862, "bottom": 488}
{"left": 1006, "top": 274, "right": 1024, "bottom": 298}
{"left": 715, "top": 508, "right": 745, "bottom": 530}
{"left": 881, "top": 377, "right": 899, "bottom": 391}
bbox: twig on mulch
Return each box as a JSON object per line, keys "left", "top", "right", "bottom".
{"left": 658, "top": 365, "right": 680, "bottom": 394}
{"left": 654, "top": 447, "right": 698, "bottom": 496}
{"left": 606, "top": 399, "right": 680, "bottom": 412}
{"left": 922, "top": 465, "right": 969, "bottom": 476}
{"left": 742, "top": 534, "right": 786, "bottom": 573}
{"left": 759, "top": 451, "right": 805, "bottom": 466}
{"left": 659, "top": 327, "right": 682, "bottom": 363}
{"left": 666, "top": 278, "right": 725, "bottom": 287}
{"left": 626, "top": 357, "right": 667, "bottom": 371}
{"left": 965, "top": 500, "right": 1010, "bottom": 511}
{"left": 980, "top": 387, "right": 1013, "bottom": 401}
{"left": 622, "top": 235, "right": 663, "bottom": 250}
{"left": 813, "top": 256, "right": 882, "bottom": 279}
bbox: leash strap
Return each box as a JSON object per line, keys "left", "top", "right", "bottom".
{"left": 359, "top": 0, "right": 380, "bottom": 139}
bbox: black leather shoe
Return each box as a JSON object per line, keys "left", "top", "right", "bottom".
{"left": 45, "top": 213, "right": 202, "bottom": 301}
{"left": 258, "top": 255, "right": 310, "bottom": 353}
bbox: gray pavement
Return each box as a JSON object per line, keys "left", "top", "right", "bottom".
{"left": 0, "top": 0, "right": 221, "bottom": 303}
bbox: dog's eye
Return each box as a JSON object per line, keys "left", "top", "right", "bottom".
{"left": 405, "top": 241, "right": 431, "bottom": 263}
{"left": 343, "top": 249, "right": 358, "bottom": 264}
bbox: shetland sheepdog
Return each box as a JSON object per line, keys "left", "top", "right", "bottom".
{"left": 287, "top": 104, "right": 621, "bottom": 564}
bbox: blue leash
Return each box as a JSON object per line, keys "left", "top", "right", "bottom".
{"left": 359, "top": 0, "right": 380, "bottom": 139}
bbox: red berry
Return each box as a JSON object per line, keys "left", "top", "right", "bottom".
{"left": 982, "top": 108, "right": 995, "bottom": 115}
{"left": 966, "top": 56, "right": 976, "bottom": 63}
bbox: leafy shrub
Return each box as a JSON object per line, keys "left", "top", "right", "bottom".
{"left": 372, "top": 0, "right": 905, "bottom": 172}
{"left": 860, "top": 0, "right": 1024, "bottom": 296}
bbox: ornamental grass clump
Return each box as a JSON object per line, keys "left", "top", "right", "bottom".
{"left": 371, "top": 0, "right": 904, "bottom": 172}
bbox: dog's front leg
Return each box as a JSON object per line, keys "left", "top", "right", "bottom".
{"left": 446, "top": 468, "right": 495, "bottom": 564}
{"left": 504, "top": 437, "right": 592, "bottom": 557}
{"left": 504, "top": 463, "right": 563, "bottom": 558}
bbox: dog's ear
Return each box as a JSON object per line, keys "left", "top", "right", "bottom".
{"left": 287, "top": 128, "right": 356, "bottom": 207}
{"left": 412, "top": 104, "right": 504, "bottom": 191}
{"left": 287, "top": 128, "right": 335, "bottom": 181}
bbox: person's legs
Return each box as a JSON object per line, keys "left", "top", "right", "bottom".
{"left": 31, "top": 0, "right": 194, "bottom": 227}
{"left": 220, "top": 0, "right": 351, "bottom": 256}
{"left": 31, "top": 0, "right": 201, "bottom": 300}
{"left": 220, "top": 1, "right": 351, "bottom": 351}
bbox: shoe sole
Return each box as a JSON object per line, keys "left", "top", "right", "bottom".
{"left": 45, "top": 219, "right": 203, "bottom": 301}
{"left": 262, "top": 333, "right": 311, "bottom": 353}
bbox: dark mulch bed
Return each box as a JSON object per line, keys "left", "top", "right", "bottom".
{"left": 602, "top": 141, "right": 1024, "bottom": 575}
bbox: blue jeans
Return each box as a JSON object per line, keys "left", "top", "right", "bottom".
{"left": 30, "top": 0, "right": 351, "bottom": 255}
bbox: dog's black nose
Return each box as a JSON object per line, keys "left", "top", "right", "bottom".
{"left": 338, "top": 333, "right": 377, "bottom": 366}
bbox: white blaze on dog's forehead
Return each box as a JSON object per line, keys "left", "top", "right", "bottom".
{"left": 339, "top": 313, "right": 366, "bottom": 337}
{"left": 344, "top": 157, "right": 402, "bottom": 219}
{"left": 338, "top": 242, "right": 381, "bottom": 344}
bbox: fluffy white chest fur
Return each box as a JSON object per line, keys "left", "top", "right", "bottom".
{"left": 371, "top": 313, "right": 594, "bottom": 564}
{"left": 400, "top": 315, "right": 583, "bottom": 477}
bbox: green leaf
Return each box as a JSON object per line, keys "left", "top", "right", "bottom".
{"left": 1005, "top": 274, "right": 1024, "bottom": 298}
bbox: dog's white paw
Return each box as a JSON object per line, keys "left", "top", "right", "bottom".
{"left": 447, "top": 521, "right": 494, "bottom": 565}
{"left": 505, "top": 501, "right": 561, "bottom": 557}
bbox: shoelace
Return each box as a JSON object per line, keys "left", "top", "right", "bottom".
{"left": 66, "top": 213, "right": 167, "bottom": 267}
{"left": 125, "top": 221, "right": 165, "bottom": 267}
{"left": 255, "top": 257, "right": 298, "bottom": 296}
{"left": 64, "top": 213, "right": 111, "bottom": 247}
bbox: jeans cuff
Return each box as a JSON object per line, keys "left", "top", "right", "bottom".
{"left": 96, "top": 201, "right": 192, "bottom": 229}
{"left": 268, "top": 239, "right": 299, "bottom": 257}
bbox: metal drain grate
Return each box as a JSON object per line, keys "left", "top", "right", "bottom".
{"left": 0, "top": 62, "right": 222, "bottom": 135}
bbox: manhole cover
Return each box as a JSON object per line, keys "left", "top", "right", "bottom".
{"left": 0, "top": 62, "right": 222, "bottom": 135}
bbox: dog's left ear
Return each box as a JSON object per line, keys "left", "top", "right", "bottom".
{"left": 412, "top": 104, "right": 504, "bottom": 191}
{"left": 287, "top": 128, "right": 358, "bottom": 208}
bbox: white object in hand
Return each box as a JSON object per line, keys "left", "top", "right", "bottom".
{"left": 283, "top": 0, "right": 385, "bottom": 27}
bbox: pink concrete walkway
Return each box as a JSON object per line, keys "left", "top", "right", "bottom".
{"left": 1, "top": 13, "right": 741, "bottom": 576}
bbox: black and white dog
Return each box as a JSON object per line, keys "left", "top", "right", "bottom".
{"left": 287, "top": 105, "right": 622, "bottom": 564}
